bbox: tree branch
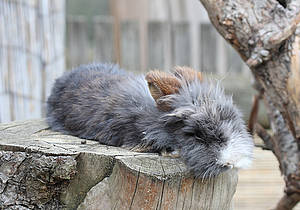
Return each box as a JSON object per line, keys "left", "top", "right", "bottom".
{"left": 198, "top": 0, "right": 300, "bottom": 209}
{"left": 275, "top": 193, "right": 300, "bottom": 210}
{"left": 200, "top": 0, "right": 300, "bottom": 67}
{"left": 255, "top": 123, "right": 274, "bottom": 151}
{"left": 248, "top": 91, "right": 263, "bottom": 135}
{"left": 254, "top": 143, "right": 271, "bottom": 150}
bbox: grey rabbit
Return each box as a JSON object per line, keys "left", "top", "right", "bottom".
{"left": 46, "top": 63, "right": 253, "bottom": 178}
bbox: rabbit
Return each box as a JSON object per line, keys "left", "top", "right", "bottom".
{"left": 46, "top": 63, "right": 254, "bottom": 178}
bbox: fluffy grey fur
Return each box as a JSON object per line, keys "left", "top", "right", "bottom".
{"left": 47, "top": 63, "right": 253, "bottom": 178}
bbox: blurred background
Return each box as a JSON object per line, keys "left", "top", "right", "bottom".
{"left": 1, "top": 0, "right": 298, "bottom": 209}
{"left": 0, "top": 0, "right": 270, "bottom": 125}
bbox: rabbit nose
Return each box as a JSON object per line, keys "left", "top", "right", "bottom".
{"left": 224, "top": 162, "right": 234, "bottom": 168}
{"left": 216, "top": 159, "right": 234, "bottom": 168}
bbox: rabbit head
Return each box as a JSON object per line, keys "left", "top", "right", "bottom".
{"left": 146, "top": 67, "right": 253, "bottom": 178}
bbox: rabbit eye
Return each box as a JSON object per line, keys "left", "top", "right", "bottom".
{"left": 194, "top": 131, "right": 207, "bottom": 143}
{"left": 195, "top": 135, "right": 204, "bottom": 142}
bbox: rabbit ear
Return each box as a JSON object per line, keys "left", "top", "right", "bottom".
{"left": 145, "top": 70, "right": 181, "bottom": 111}
{"left": 173, "top": 66, "right": 203, "bottom": 82}
{"left": 165, "top": 107, "right": 195, "bottom": 118}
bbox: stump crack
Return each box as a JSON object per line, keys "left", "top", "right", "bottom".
{"left": 129, "top": 168, "right": 140, "bottom": 210}
{"left": 32, "top": 127, "right": 51, "bottom": 134}
{"left": 156, "top": 159, "right": 166, "bottom": 210}
{"left": 156, "top": 180, "right": 166, "bottom": 210}
{"left": 0, "top": 123, "right": 27, "bottom": 131}
{"left": 189, "top": 177, "right": 196, "bottom": 210}
{"left": 175, "top": 177, "right": 182, "bottom": 209}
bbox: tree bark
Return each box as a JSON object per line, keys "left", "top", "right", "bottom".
{"left": 198, "top": 0, "right": 300, "bottom": 209}
{"left": 0, "top": 119, "right": 238, "bottom": 210}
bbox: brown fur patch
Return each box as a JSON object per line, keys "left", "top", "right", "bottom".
{"left": 173, "top": 66, "right": 203, "bottom": 82}
{"left": 145, "top": 67, "right": 203, "bottom": 111}
{"left": 145, "top": 70, "right": 181, "bottom": 111}
{"left": 145, "top": 70, "right": 181, "bottom": 101}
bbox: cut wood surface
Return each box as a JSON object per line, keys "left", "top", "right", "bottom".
{"left": 0, "top": 119, "right": 238, "bottom": 210}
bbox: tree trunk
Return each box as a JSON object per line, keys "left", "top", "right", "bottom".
{"left": 197, "top": 0, "right": 300, "bottom": 209}
{"left": 0, "top": 119, "right": 238, "bottom": 210}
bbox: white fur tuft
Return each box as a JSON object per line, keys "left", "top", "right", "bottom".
{"left": 219, "top": 130, "right": 254, "bottom": 169}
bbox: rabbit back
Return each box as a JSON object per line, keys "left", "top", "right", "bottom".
{"left": 46, "top": 63, "right": 157, "bottom": 147}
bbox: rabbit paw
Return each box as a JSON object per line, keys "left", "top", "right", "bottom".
{"left": 128, "top": 144, "right": 154, "bottom": 153}
{"left": 160, "top": 149, "right": 181, "bottom": 158}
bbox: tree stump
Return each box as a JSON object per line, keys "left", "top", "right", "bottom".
{"left": 0, "top": 119, "right": 238, "bottom": 210}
